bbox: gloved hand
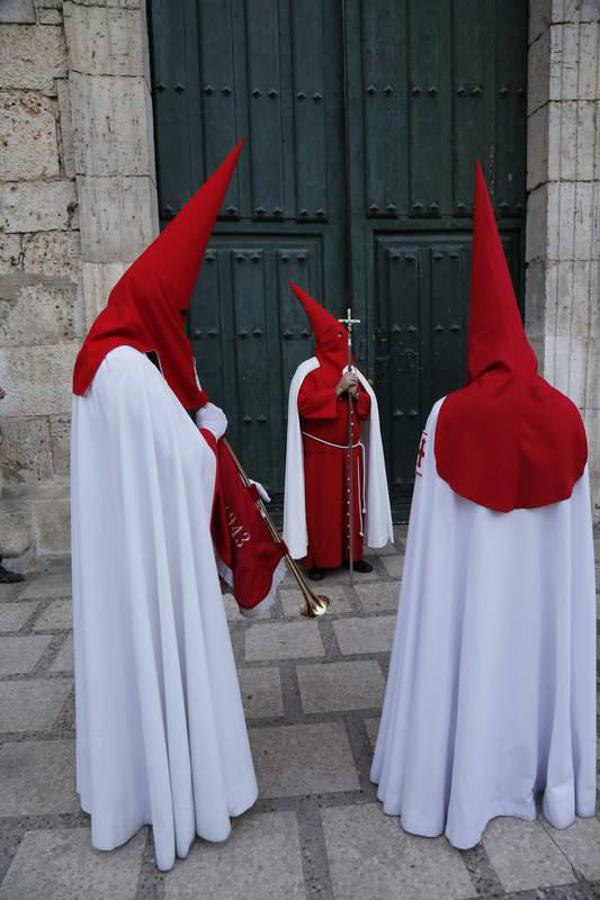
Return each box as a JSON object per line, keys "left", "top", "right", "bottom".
{"left": 195, "top": 402, "right": 228, "bottom": 440}
{"left": 249, "top": 479, "right": 271, "bottom": 503}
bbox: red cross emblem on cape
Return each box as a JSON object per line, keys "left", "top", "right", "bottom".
{"left": 416, "top": 432, "right": 427, "bottom": 476}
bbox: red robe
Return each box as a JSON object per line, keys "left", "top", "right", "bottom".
{"left": 298, "top": 367, "right": 371, "bottom": 569}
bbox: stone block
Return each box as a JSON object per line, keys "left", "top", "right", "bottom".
{"left": 0, "top": 25, "right": 67, "bottom": 94}
{"left": 0, "top": 828, "right": 145, "bottom": 900}
{"left": 578, "top": 23, "right": 600, "bottom": 99}
{"left": 164, "top": 812, "right": 304, "bottom": 900}
{"left": 77, "top": 175, "right": 158, "bottom": 264}
{"left": 33, "top": 597, "right": 72, "bottom": 630}
{"left": 0, "top": 506, "right": 31, "bottom": 558}
{"left": 0, "top": 679, "right": 72, "bottom": 733}
{"left": 0, "top": 416, "right": 53, "bottom": 483}
{"left": 37, "top": 8, "right": 62, "bottom": 23}
{"left": 333, "top": 616, "right": 396, "bottom": 655}
{"left": 32, "top": 494, "right": 70, "bottom": 558}
{"left": 297, "top": 660, "right": 385, "bottom": 713}
{"left": 0, "top": 601, "right": 38, "bottom": 632}
{"left": 19, "top": 571, "right": 71, "bottom": 599}
{"left": 0, "top": 91, "right": 59, "bottom": 181}
{"left": 22, "top": 230, "right": 80, "bottom": 279}
{"left": 50, "top": 633, "right": 73, "bottom": 672}
{"left": 483, "top": 818, "right": 576, "bottom": 891}
{"left": 527, "top": 103, "right": 550, "bottom": 191}
{"left": 70, "top": 73, "right": 154, "bottom": 177}
{"left": 526, "top": 183, "right": 549, "bottom": 263}
{"left": 0, "top": 343, "right": 77, "bottom": 416}
{"left": 574, "top": 100, "right": 598, "bottom": 180}
{"left": 322, "top": 804, "right": 475, "bottom": 900}
{"left": 574, "top": 182, "right": 596, "bottom": 259}
{"left": 0, "top": 739, "right": 78, "bottom": 815}
{"left": 0, "top": 275, "right": 78, "bottom": 348}
{"left": 280, "top": 584, "right": 354, "bottom": 617}
{"left": 245, "top": 621, "right": 325, "bottom": 661}
{"left": 525, "top": 259, "right": 548, "bottom": 361}
{"left": 0, "top": 633, "right": 52, "bottom": 675}
{"left": 0, "top": 235, "right": 22, "bottom": 275}
{"left": 249, "top": 722, "right": 359, "bottom": 798}
{"left": 56, "top": 78, "right": 75, "bottom": 178}
{"left": 0, "top": 180, "right": 77, "bottom": 233}
{"left": 237, "top": 667, "right": 284, "bottom": 719}
{"left": 356, "top": 581, "right": 400, "bottom": 614}
{"left": 64, "top": 3, "right": 144, "bottom": 76}
{"left": 49, "top": 415, "right": 71, "bottom": 476}
{"left": 80, "top": 261, "right": 126, "bottom": 329}
{"left": 0, "top": 0, "right": 35, "bottom": 23}
{"left": 528, "top": 27, "right": 551, "bottom": 114}
{"left": 530, "top": 0, "right": 551, "bottom": 45}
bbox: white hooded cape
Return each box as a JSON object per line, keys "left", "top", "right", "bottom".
{"left": 283, "top": 358, "right": 394, "bottom": 560}
{"left": 371, "top": 398, "right": 597, "bottom": 849}
{"left": 71, "top": 346, "right": 257, "bottom": 871}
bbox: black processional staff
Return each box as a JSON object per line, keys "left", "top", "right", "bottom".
{"left": 338, "top": 308, "right": 361, "bottom": 584}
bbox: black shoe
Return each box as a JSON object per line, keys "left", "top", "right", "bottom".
{"left": 308, "top": 568, "right": 325, "bottom": 581}
{"left": 353, "top": 559, "right": 373, "bottom": 574}
{"left": 0, "top": 564, "right": 24, "bottom": 584}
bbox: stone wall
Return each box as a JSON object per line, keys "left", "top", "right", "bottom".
{"left": 0, "top": 0, "right": 158, "bottom": 570}
{"left": 526, "top": 0, "right": 600, "bottom": 516}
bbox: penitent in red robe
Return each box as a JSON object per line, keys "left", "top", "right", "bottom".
{"left": 298, "top": 367, "right": 371, "bottom": 569}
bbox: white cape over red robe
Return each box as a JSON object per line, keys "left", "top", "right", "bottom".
{"left": 371, "top": 398, "right": 597, "bottom": 849}
{"left": 283, "top": 358, "right": 394, "bottom": 560}
{"left": 71, "top": 346, "right": 257, "bottom": 871}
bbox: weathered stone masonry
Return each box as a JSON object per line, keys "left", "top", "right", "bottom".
{"left": 0, "top": 0, "right": 598, "bottom": 571}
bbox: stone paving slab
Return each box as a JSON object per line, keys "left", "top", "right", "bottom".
{"left": 245, "top": 620, "right": 325, "bottom": 661}
{"left": 32, "top": 598, "right": 73, "bottom": 631}
{"left": 0, "top": 740, "right": 78, "bottom": 816}
{"left": 238, "top": 667, "right": 284, "bottom": 719}
{"left": 0, "top": 634, "right": 53, "bottom": 676}
{"left": 50, "top": 633, "right": 74, "bottom": 673}
{"left": 322, "top": 803, "right": 476, "bottom": 900}
{"left": 0, "top": 601, "right": 38, "bottom": 632}
{"left": 333, "top": 616, "right": 396, "bottom": 655}
{"left": 380, "top": 554, "right": 404, "bottom": 579}
{"left": 355, "top": 581, "right": 400, "bottom": 613}
{"left": 483, "top": 817, "right": 577, "bottom": 892}
{"left": 364, "top": 716, "right": 380, "bottom": 748}
{"left": 0, "top": 679, "right": 72, "bottom": 732}
{"left": 249, "top": 722, "right": 360, "bottom": 798}
{"left": 164, "top": 811, "right": 304, "bottom": 900}
{"left": 542, "top": 817, "right": 600, "bottom": 882}
{"left": 0, "top": 828, "right": 145, "bottom": 900}
{"left": 17, "top": 573, "right": 72, "bottom": 600}
{"left": 280, "top": 584, "right": 355, "bottom": 617}
{"left": 297, "top": 659, "right": 385, "bottom": 713}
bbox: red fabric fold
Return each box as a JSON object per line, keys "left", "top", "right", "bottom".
{"left": 435, "top": 161, "right": 587, "bottom": 511}
{"left": 73, "top": 141, "right": 243, "bottom": 411}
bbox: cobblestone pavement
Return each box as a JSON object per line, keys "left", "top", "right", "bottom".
{"left": 0, "top": 527, "right": 599, "bottom": 900}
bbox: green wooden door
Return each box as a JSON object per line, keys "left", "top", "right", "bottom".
{"left": 149, "top": 0, "right": 528, "bottom": 511}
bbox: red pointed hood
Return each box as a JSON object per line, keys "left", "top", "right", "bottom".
{"left": 290, "top": 282, "right": 348, "bottom": 379}
{"left": 73, "top": 140, "right": 243, "bottom": 410}
{"left": 435, "top": 162, "right": 587, "bottom": 511}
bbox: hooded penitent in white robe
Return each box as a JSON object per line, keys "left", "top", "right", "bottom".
{"left": 372, "top": 162, "right": 596, "bottom": 849}
{"left": 371, "top": 398, "right": 597, "bottom": 848}
{"left": 283, "top": 358, "right": 393, "bottom": 560}
{"left": 71, "top": 346, "right": 258, "bottom": 871}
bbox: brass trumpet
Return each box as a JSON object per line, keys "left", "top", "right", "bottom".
{"left": 223, "top": 440, "right": 330, "bottom": 618}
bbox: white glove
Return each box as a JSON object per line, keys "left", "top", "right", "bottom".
{"left": 249, "top": 479, "right": 271, "bottom": 503}
{"left": 195, "top": 402, "right": 228, "bottom": 440}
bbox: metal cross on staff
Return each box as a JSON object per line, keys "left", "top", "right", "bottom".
{"left": 338, "top": 307, "right": 361, "bottom": 583}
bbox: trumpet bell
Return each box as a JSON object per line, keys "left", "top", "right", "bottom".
{"left": 300, "top": 593, "right": 330, "bottom": 618}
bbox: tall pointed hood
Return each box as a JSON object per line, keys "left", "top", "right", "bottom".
{"left": 434, "top": 162, "right": 587, "bottom": 511}
{"left": 290, "top": 282, "right": 348, "bottom": 380}
{"left": 73, "top": 140, "right": 243, "bottom": 410}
